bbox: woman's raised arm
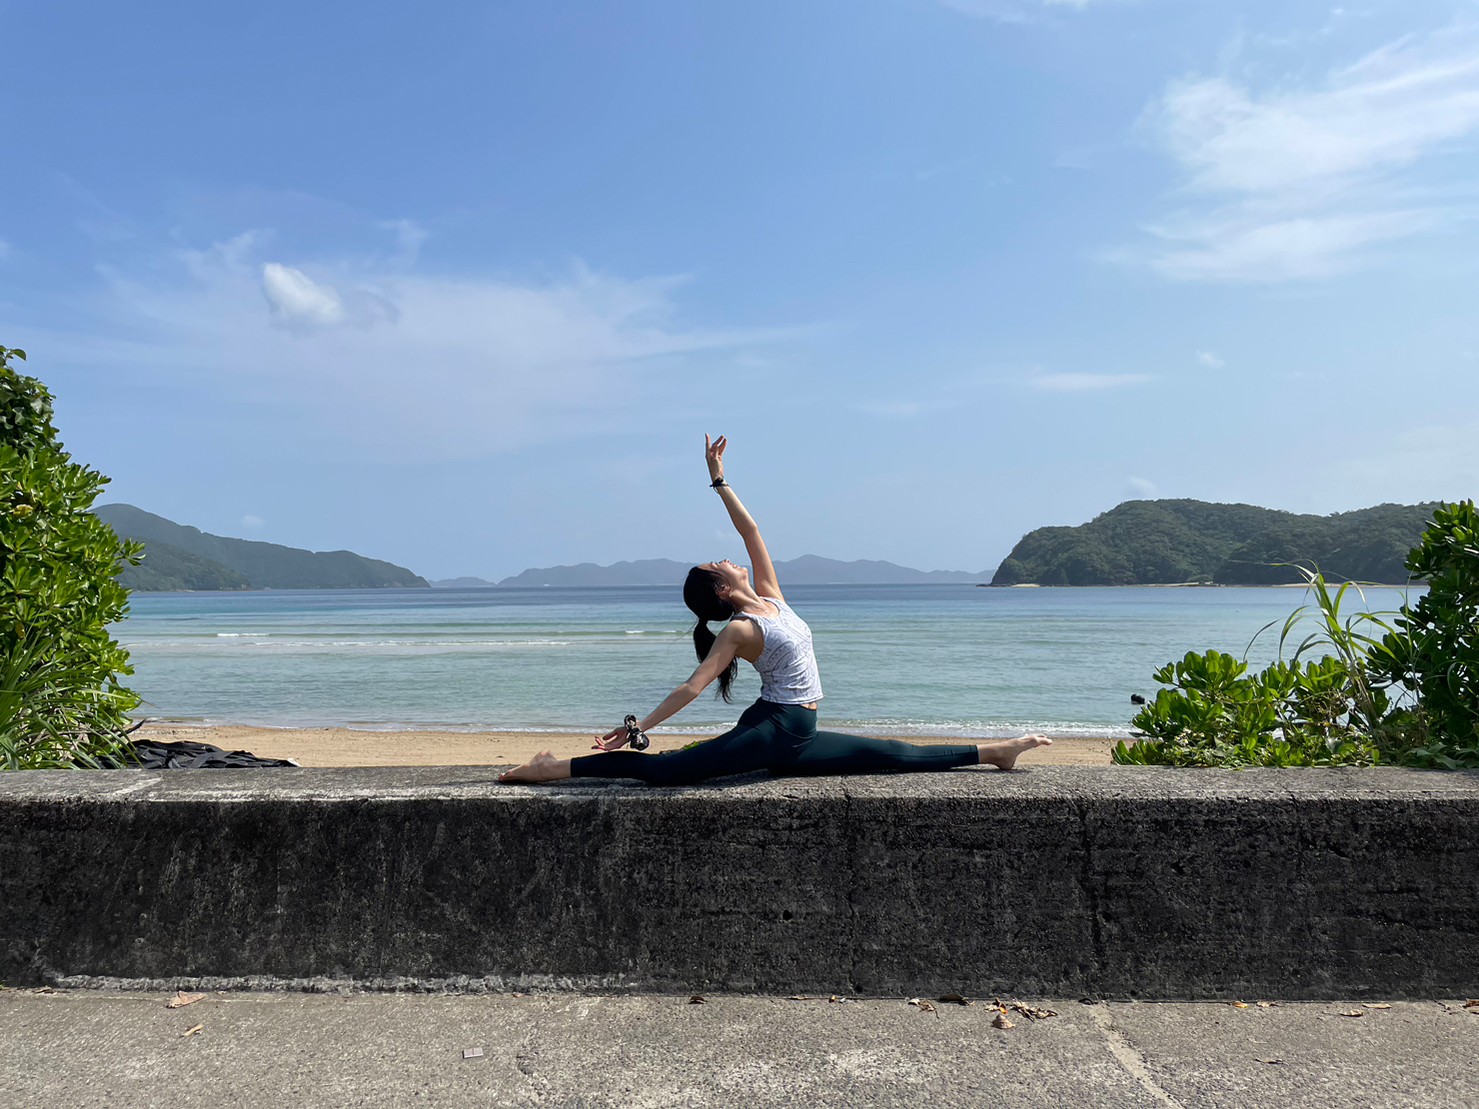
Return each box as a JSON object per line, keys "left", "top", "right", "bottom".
{"left": 705, "top": 434, "right": 783, "bottom": 601}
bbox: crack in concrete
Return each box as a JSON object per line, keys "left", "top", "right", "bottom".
{"left": 842, "top": 782, "right": 862, "bottom": 997}
{"left": 1086, "top": 1004, "right": 1183, "bottom": 1108}
{"left": 1073, "top": 797, "right": 1106, "bottom": 988}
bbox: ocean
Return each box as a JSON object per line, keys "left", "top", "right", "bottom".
{"left": 115, "top": 583, "right": 1420, "bottom": 739}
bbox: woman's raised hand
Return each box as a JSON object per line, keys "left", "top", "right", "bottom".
{"left": 705, "top": 433, "right": 727, "bottom": 482}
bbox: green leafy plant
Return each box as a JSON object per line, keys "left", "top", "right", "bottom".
{"left": 1365, "top": 500, "right": 1479, "bottom": 768}
{"left": 1114, "top": 646, "right": 1379, "bottom": 768}
{"left": 0, "top": 344, "right": 142, "bottom": 769}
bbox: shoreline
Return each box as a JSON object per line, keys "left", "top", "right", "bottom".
{"left": 123, "top": 580, "right": 1428, "bottom": 594}
{"left": 134, "top": 722, "right": 1119, "bottom": 768}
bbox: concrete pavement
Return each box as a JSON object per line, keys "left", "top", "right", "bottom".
{"left": 3, "top": 989, "right": 1476, "bottom": 1107}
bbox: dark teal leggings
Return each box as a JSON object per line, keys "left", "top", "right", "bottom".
{"left": 570, "top": 699, "right": 979, "bottom": 786}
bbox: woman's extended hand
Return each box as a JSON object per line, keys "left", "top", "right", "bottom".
{"left": 592, "top": 725, "right": 629, "bottom": 751}
{"left": 705, "top": 433, "right": 727, "bottom": 482}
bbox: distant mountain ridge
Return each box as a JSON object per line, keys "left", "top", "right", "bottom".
{"left": 991, "top": 499, "right": 1442, "bottom": 586}
{"left": 96, "top": 504, "right": 428, "bottom": 591}
{"left": 485, "top": 555, "right": 987, "bottom": 588}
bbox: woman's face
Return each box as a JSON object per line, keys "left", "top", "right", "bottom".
{"left": 701, "top": 559, "right": 748, "bottom": 592}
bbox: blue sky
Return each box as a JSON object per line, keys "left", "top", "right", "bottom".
{"left": 3, "top": 0, "right": 1477, "bottom": 579}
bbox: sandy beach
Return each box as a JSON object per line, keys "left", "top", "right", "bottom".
{"left": 134, "top": 722, "right": 1118, "bottom": 768}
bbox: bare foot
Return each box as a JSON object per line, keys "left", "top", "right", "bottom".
{"left": 977, "top": 735, "right": 1053, "bottom": 771}
{"left": 498, "top": 751, "right": 572, "bottom": 784}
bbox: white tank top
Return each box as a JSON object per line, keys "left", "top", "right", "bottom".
{"left": 736, "top": 596, "right": 824, "bottom": 704}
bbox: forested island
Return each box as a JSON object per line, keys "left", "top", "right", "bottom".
{"left": 990, "top": 500, "right": 1442, "bottom": 586}
{"left": 96, "top": 505, "right": 428, "bottom": 591}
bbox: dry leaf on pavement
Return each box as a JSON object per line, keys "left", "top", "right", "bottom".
{"left": 1010, "top": 1003, "right": 1058, "bottom": 1021}
{"left": 166, "top": 992, "right": 205, "bottom": 1009}
{"left": 181, "top": 1024, "right": 203, "bottom": 1038}
{"left": 992, "top": 1013, "right": 1015, "bottom": 1030}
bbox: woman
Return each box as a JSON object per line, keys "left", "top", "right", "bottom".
{"left": 499, "top": 435, "right": 1051, "bottom": 784}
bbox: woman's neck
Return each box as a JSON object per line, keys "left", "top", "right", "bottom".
{"left": 727, "top": 586, "right": 770, "bottom": 615}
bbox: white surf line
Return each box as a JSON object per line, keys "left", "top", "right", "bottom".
{"left": 1086, "top": 1004, "right": 1183, "bottom": 1108}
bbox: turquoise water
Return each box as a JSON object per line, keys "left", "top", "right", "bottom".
{"left": 115, "top": 584, "right": 1419, "bottom": 739}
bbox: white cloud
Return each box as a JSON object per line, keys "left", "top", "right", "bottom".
{"left": 1142, "top": 204, "right": 1443, "bottom": 284}
{"left": 261, "top": 263, "right": 345, "bottom": 328}
{"left": 1139, "top": 26, "right": 1479, "bottom": 281}
{"left": 1126, "top": 476, "right": 1159, "bottom": 498}
{"left": 40, "top": 232, "right": 787, "bottom": 462}
{"left": 241, "top": 514, "right": 265, "bottom": 529}
{"left": 1195, "top": 350, "right": 1225, "bottom": 368}
{"left": 1025, "top": 371, "right": 1152, "bottom": 392}
{"left": 260, "top": 262, "right": 396, "bottom": 332}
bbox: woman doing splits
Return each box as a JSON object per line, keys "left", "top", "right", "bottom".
{"left": 498, "top": 436, "right": 1051, "bottom": 785}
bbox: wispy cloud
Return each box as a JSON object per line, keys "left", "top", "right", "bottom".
{"left": 1125, "top": 475, "right": 1159, "bottom": 498}
{"left": 261, "top": 262, "right": 398, "bottom": 332}
{"left": 1137, "top": 25, "right": 1479, "bottom": 282}
{"left": 29, "top": 228, "right": 789, "bottom": 461}
{"left": 1336, "top": 417, "right": 1479, "bottom": 502}
{"left": 937, "top": 0, "right": 1124, "bottom": 25}
{"left": 1025, "top": 371, "right": 1152, "bottom": 392}
{"left": 1195, "top": 350, "right": 1225, "bottom": 368}
{"left": 378, "top": 219, "right": 428, "bottom": 266}
{"left": 854, "top": 399, "right": 929, "bottom": 418}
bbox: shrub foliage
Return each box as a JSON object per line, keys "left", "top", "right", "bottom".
{"left": 1116, "top": 501, "right": 1479, "bottom": 769}
{"left": 1366, "top": 500, "right": 1479, "bottom": 767}
{"left": 0, "top": 345, "right": 141, "bottom": 769}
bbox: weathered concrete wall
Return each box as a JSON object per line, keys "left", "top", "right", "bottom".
{"left": 1, "top": 767, "right": 1476, "bottom": 998}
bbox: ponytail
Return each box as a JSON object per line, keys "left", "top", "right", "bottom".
{"left": 684, "top": 566, "right": 738, "bottom": 702}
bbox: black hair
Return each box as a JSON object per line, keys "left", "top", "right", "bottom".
{"left": 684, "top": 565, "right": 738, "bottom": 702}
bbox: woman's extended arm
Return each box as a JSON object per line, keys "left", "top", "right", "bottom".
{"left": 705, "top": 434, "right": 782, "bottom": 601}
{"left": 591, "top": 620, "right": 753, "bottom": 749}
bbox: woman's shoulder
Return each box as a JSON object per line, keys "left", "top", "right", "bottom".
{"left": 719, "top": 617, "right": 764, "bottom": 646}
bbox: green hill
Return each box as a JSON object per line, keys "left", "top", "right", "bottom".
{"left": 991, "top": 500, "right": 1442, "bottom": 586}
{"left": 96, "top": 504, "right": 428, "bottom": 591}
{"left": 117, "top": 539, "right": 252, "bottom": 592}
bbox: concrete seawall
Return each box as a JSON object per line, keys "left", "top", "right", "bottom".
{"left": 2, "top": 767, "right": 1476, "bottom": 999}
